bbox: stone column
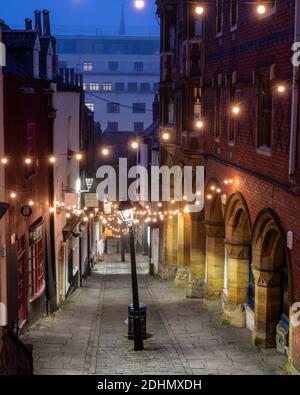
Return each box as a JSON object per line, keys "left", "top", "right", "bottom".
{"left": 204, "top": 222, "right": 225, "bottom": 298}
{"left": 252, "top": 269, "right": 282, "bottom": 348}
{"left": 222, "top": 243, "right": 250, "bottom": 327}
{"left": 175, "top": 213, "right": 191, "bottom": 288}
{"left": 186, "top": 212, "right": 206, "bottom": 298}
{"left": 160, "top": 207, "right": 177, "bottom": 280}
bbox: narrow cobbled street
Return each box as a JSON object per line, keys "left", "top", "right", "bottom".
{"left": 21, "top": 255, "right": 287, "bottom": 376}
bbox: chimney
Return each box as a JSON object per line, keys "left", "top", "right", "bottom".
{"left": 152, "top": 93, "right": 159, "bottom": 123}
{"left": 43, "top": 10, "right": 51, "bottom": 36}
{"left": 34, "top": 10, "right": 42, "bottom": 34}
{"left": 25, "top": 18, "right": 32, "bottom": 30}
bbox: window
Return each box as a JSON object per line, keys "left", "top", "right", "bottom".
{"left": 89, "top": 82, "right": 100, "bottom": 91}
{"left": 214, "top": 77, "right": 221, "bottom": 139}
{"left": 109, "top": 61, "right": 118, "bottom": 72}
{"left": 128, "top": 82, "right": 138, "bottom": 92}
{"left": 85, "top": 103, "right": 95, "bottom": 112}
{"left": 228, "top": 74, "right": 236, "bottom": 143}
{"left": 102, "top": 82, "right": 112, "bottom": 91}
{"left": 257, "top": 69, "right": 272, "bottom": 149}
{"left": 82, "top": 82, "right": 86, "bottom": 91}
{"left": 29, "top": 239, "right": 45, "bottom": 302}
{"left": 107, "top": 102, "right": 120, "bottom": 113}
{"left": 133, "top": 103, "right": 146, "bottom": 113}
{"left": 108, "top": 122, "right": 119, "bottom": 132}
{"left": 216, "top": 0, "right": 223, "bottom": 35}
{"left": 134, "top": 62, "right": 144, "bottom": 72}
{"left": 83, "top": 62, "right": 93, "bottom": 71}
{"left": 168, "top": 100, "right": 174, "bottom": 125}
{"left": 141, "top": 83, "right": 151, "bottom": 92}
{"left": 134, "top": 122, "right": 144, "bottom": 132}
{"left": 230, "top": 0, "right": 238, "bottom": 29}
{"left": 115, "top": 82, "right": 125, "bottom": 92}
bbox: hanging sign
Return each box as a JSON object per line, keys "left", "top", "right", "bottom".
{"left": 85, "top": 193, "right": 98, "bottom": 208}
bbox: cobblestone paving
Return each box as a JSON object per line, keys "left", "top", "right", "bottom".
{"left": 21, "top": 255, "right": 287, "bottom": 375}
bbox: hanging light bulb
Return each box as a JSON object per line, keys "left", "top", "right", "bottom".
{"left": 162, "top": 132, "right": 170, "bottom": 141}
{"left": 66, "top": 213, "right": 71, "bottom": 219}
{"left": 1, "top": 157, "right": 8, "bottom": 165}
{"left": 25, "top": 158, "right": 32, "bottom": 165}
{"left": 195, "top": 5, "right": 204, "bottom": 15}
{"left": 277, "top": 85, "right": 286, "bottom": 94}
{"left": 256, "top": 3, "right": 267, "bottom": 15}
{"left": 101, "top": 148, "right": 109, "bottom": 156}
{"left": 49, "top": 156, "right": 56, "bottom": 164}
{"left": 28, "top": 200, "right": 34, "bottom": 206}
{"left": 196, "top": 120, "right": 204, "bottom": 129}
{"left": 49, "top": 207, "right": 55, "bottom": 214}
{"left": 76, "top": 153, "right": 83, "bottom": 161}
{"left": 232, "top": 105, "right": 240, "bottom": 115}
{"left": 131, "top": 141, "right": 139, "bottom": 150}
{"left": 10, "top": 192, "right": 17, "bottom": 199}
{"left": 134, "top": 0, "right": 145, "bottom": 9}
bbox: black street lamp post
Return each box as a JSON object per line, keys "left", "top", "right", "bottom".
{"left": 118, "top": 202, "right": 144, "bottom": 351}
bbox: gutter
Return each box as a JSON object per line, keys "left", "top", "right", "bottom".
{"left": 289, "top": 0, "right": 300, "bottom": 180}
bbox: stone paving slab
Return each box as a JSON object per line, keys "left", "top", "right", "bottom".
{"left": 21, "top": 255, "right": 287, "bottom": 375}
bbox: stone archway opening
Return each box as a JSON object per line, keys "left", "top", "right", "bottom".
{"left": 252, "top": 210, "right": 291, "bottom": 352}
{"left": 223, "top": 194, "right": 252, "bottom": 328}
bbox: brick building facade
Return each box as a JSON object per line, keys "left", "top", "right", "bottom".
{"left": 157, "top": 0, "right": 300, "bottom": 374}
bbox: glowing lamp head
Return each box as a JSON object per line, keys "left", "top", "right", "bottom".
{"left": 131, "top": 141, "right": 139, "bottom": 150}
{"left": 257, "top": 4, "right": 266, "bottom": 15}
{"left": 232, "top": 105, "right": 240, "bottom": 115}
{"left": 135, "top": 0, "right": 145, "bottom": 9}
{"left": 28, "top": 200, "right": 34, "bottom": 207}
{"left": 162, "top": 132, "right": 170, "bottom": 141}
{"left": 49, "top": 156, "right": 56, "bottom": 164}
{"left": 10, "top": 192, "right": 16, "bottom": 199}
{"left": 196, "top": 120, "right": 204, "bottom": 129}
{"left": 102, "top": 148, "right": 109, "bottom": 156}
{"left": 66, "top": 213, "right": 71, "bottom": 219}
{"left": 76, "top": 153, "right": 83, "bottom": 161}
{"left": 25, "top": 158, "right": 32, "bottom": 165}
{"left": 1, "top": 157, "right": 8, "bottom": 165}
{"left": 195, "top": 5, "right": 204, "bottom": 15}
{"left": 277, "top": 85, "right": 285, "bottom": 94}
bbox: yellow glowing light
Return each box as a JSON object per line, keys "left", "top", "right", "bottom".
{"left": 25, "top": 158, "right": 32, "bottom": 165}
{"left": 49, "top": 156, "right": 56, "bottom": 164}
{"left": 232, "top": 105, "right": 240, "bottom": 115}
{"left": 257, "top": 4, "right": 266, "bottom": 15}
{"left": 211, "top": 185, "right": 216, "bottom": 191}
{"left": 196, "top": 120, "right": 204, "bottom": 129}
{"left": 66, "top": 213, "right": 71, "bottom": 219}
{"left": 277, "top": 85, "right": 285, "bottom": 93}
{"left": 28, "top": 200, "right": 34, "bottom": 206}
{"left": 195, "top": 5, "right": 204, "bottom": 15}
{"left": 162, "top": 132, "right": 170, "bottom": 141}
{"left": 49, "top": 207, "right": 55, "bottom": 213}
{"left": 217, "top": 188, "right": 222, "bottom": 193}
{"left": 131, "top": 141, "right": 139, "bottom": 149}
{"left": 83, "top": 216, "right": 89, "bottom": 222}
{"left": 1, "top": 157, "right": 8, "bottom": 165}
{"left": 135, "top": 0, "right": 145, "bottom": 9}
{"left": 158, "top": 203, "right": 162, "bottom": 208}
{"left": 102, "top": 148, "right": 109, "bottom": 156}
{"left": 207, "top": 195, "right": 212, "bottom": 200}
{"left": 10, "top": 192, "right": 17, "bottom": 199}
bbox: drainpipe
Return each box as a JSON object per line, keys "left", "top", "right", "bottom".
{"left": 289, "top": 0, "right": 300, "bottom": 181}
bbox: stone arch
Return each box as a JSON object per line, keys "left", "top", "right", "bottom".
{"left": 252, "top": 209, "right": 291, "bottom": 349}
{"left": 223, "top": 193, "right": 252, "bottom": 327}
{"left": 204, "top": 178, "right": 225, "bottom": 297}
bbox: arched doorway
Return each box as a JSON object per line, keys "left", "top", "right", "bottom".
{"left": 223, "top": 193, "right": 252, "bottom": 327}
{"left": 252, "top": 209, "right": 291, "bottom": 351}
{"left": 204, "top": 179, "right": 225, "bottom": 298}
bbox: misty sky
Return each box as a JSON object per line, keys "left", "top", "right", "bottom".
{"left": 0, "top": 0, "right": 159, "bottom": 34}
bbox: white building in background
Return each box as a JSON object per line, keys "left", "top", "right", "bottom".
{"left": 56, "top": 33, "right": 160, "bottom": 132}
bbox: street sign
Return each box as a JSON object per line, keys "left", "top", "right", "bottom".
{"left": 85, "top": 193, "right": 98, "bottom": 208}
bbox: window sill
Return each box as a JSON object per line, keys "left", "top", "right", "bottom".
{"left": 256, "top": 146, "right": 272, "bottom": 157}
